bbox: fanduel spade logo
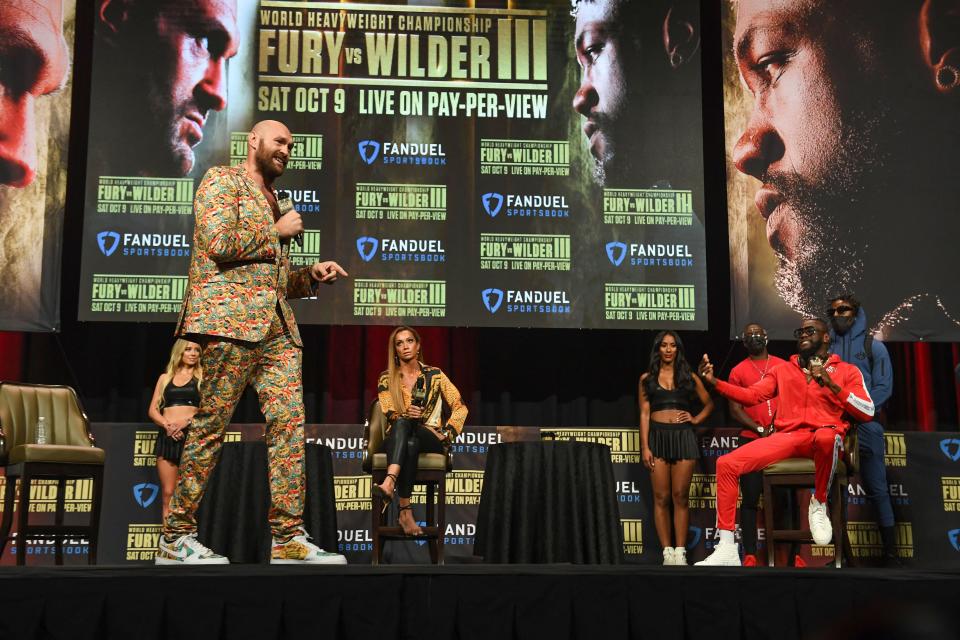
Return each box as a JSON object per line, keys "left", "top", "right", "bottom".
{"left": 687, "top": 526, "right": 702, "bottom": 548}
{"left": 940, "top": 438, "right": 960, "bottom": 462}
{"left": 358, "top": 140, "right": 381, "bottom": 165}
{"left": 481, "top": 193, "right": 504, "bottom": 218}
{"left": 481, "top": 288, "right": 503, "bottom": 313}
{"left": 133, "top": 482, "right": 159, "bottom": 508}
{"left": 97, "top": 231, "right": 121, "bottom": 257}
{"left": 356, "top": 237, "right": 378, "bottom": 262}
{"left": 949, "top": 529, "right": 960, "bottom": 552}
{"left": 606, "top": 241, "right": 627, "bottom": 266}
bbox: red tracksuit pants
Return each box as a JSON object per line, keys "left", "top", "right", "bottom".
{"left": 715, "top": 428, "right": 843, "bottom": 531}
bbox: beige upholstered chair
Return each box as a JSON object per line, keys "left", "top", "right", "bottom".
{"left": 363, "top": 400, "right": 452, "bottom": 564}
{"left": 0, "top": 382, "right": 105, "bottom": 564}
{"left": 762, "top": 431, "right": 858, "bottom": 568}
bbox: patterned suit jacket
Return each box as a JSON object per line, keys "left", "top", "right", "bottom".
{"left": 175, "top": 165, "right": 315, "bottom": 346}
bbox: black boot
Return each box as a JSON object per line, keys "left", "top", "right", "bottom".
{"left": 880, "top": 525, "right": 902, "bottom": 567}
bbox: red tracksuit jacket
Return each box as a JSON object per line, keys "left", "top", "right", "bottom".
{"left": 715, "top": 353, "right": 874, "bottom": 436}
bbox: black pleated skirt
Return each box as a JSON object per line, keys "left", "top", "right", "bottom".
{"left": 155, "top": 427, "right": 185, "bottom": 463}
{"left": 648, "top": 421, "right": 699, "bottom": 461}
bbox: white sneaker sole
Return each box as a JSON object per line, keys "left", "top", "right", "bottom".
{"left": 694, "top": 557, "right": 741, "bottom": 567}
{"left": 270, "top": 556, "right": 347, "bottom": 565}
{"left": 154, "top": 557, "right": 230, "bottom": 565}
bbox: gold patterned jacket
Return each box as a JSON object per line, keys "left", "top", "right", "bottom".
{"left": 377, "top": 365, "right": 468, "bottom": 436}
{"left": 175, "top": 165, "right": 315, "bottom": 345}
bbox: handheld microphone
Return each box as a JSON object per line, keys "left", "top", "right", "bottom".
{"left": 277, "top": 194, "right": 302, "bottom": 248}
{"left": 808, "top": 355, "right": 826, "bottom": 386}
{"left": 411, "top": 376, "right": 426, "bottom": 407}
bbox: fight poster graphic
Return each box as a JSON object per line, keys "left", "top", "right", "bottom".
{"left": 722, "top": 1, "right": 960, "bottom": 340}
{"left": 78, "top": 0, "right": 708, "bottom": 330}
{"left": 0, "top": 1, "right": 76, "bottom": 331}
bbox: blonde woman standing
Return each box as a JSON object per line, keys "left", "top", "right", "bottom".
{"left": 147, "top": 340, "right": 202, "bottom": 520}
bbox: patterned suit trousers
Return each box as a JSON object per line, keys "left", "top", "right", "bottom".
{"left": 163, "top": 309, "right": 305, "bottom": 541}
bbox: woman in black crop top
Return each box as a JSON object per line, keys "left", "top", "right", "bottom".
{"left": 148, "top": 340, "right": 202, "bottom": 520}
{"left": 639, "top": 331, "right": 713, "bottom": 565}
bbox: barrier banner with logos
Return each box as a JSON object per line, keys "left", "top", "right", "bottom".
{"left": 2, "top": 425, "right": 957, "bottom": 567}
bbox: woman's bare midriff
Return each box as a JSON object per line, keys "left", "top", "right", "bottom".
{"left": 651, "top": 408, "right": 686, "bottom": 424}
{"left": 162, "top": 405, "right": 197, "bottom": 425}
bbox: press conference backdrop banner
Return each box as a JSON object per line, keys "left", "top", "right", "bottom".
{"left": 0, "top": 1, "right": 76, "bottom": 331}
{"left": 78, "top": 0, "right": 707, "bottom": 329}
{"left": 3, "top": 425, "right": 958, "bottom": 567}
{"left": 721, "top": 1, "right": 960, "bottom": 341}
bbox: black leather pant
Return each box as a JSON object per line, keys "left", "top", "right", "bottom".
{"left": 380, "top": 418, "right": 445, "bottom": 498}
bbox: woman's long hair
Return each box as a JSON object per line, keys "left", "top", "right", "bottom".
{"left": 386, "top": 326, "right": 423, "bottom": 413}
{"left": 158, "top": 339, "right": 202, "bottom": 410}
{"left": 643, "top": 330, "right": 694, "bottom": 396}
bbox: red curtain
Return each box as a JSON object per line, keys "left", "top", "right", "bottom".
{"left": 0, "top": 332, "right": 24, "bottom": 382}
{"left": 911, "top": 343, "right": 935, "bottom": 430}
{"left": 322, "top": 326, "right": 478, "bottom": 424}
{"left": 888, "top": 342, "right": 959, "bottom": 431}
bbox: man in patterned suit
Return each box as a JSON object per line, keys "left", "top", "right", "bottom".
{"left": 156, "top": 119, "right": 348, "bottom": 565}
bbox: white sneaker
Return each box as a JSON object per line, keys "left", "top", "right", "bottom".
{"left": 155, "top": 533, "right": 229, "bottom": 565}
{"left": 694, "top": 540, "right": 741, "bottom": 566}
{"left": 662, "top": 547, "right": 675, "bottom": 565}
{"left": 673, "top": 547, "right": 688, "bottom": 566}
{"left": 271, "top": 528, "right": 347, "bottom": 565}
{"left": 808, "top": 496, "right": 833, "bottom": 545}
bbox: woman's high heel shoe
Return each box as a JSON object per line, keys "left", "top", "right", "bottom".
{"left": 372, "top": 473, "right": 398, "bottom": 513}
{"left": 398, "top": 504, "right": 424, "bottom": 536}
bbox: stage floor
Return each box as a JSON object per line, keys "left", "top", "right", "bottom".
{"left": 1, "top": 564, "right": 957, "bottom": 640}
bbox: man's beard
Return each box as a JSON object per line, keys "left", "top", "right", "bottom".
{"left": 256, "top": 146, "right": 285, "bottom": 180}
{"left": 798, "top": 337, "right": 822, "bottom": 360}
{"left": 589, "top": 114, "right": 635, "bottom": 187}
{"left": 144, "top": 83, "right": 196, "bottom": 177}
{"left": 769, "top": 107, "right": 889, "bottom": 317}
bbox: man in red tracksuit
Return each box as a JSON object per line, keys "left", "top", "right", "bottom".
{"left": 695, "top": 318, "right": 875, "bottom": 566}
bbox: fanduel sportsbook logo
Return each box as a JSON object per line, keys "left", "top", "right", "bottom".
{"left": 97, "top": 231, "right": 121, "bottom": 257}
{"left": 940, "top": 438, "right": 960, "bottom": 462}
{"left": 687, "top": 526, "right": 702, "bottom": 548}
{"left": 356, "top": 236, "right": 379, "bottom": 262}
{"left": 481, "top": 288, "right": 503, "bottom": 313}
{"left": 358, "top": 140, "right": 381, "bottom": 164}
{"left": 949, "top": 528, "right": 960, "bottom": 552}
{"left": 606, "top": 241, "right": 627, "bottom": 266}
{"left": 481, "top": 193, "right": 504, "bottom": 217}
{"left": 133, "top": 482, "right": 159, "bottom": 508}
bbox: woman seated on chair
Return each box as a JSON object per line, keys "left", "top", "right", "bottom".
{"left": 372, "top": 326, "right": 467, "bottom": 535}
{"left": 147, "top": 339, "right": 202, "bottom": 520}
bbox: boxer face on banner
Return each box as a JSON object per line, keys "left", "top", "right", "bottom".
{"left": 0, "top": 0, "right": 69, "bottom": 188}
{"left": 97, "top": 0, "right": 239, "bottom": 176}
{"left": 573, "top": 0, "right": 700, "bottom": 187}
{"left": 732, "top": 0, "right": 960, "bottom": 331}
{"left": 572, "top": 0, "right": 629, "bottom": 186}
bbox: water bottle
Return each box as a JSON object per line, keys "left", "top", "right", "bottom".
{"left": 36, "top": 416, "right": 47, "bottom": 445}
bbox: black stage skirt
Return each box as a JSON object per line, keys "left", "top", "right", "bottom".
{"left": 155, "top": 427, "right": 185, "bottom": 463}
{"left": 648, "top": 421, "right": 699, "bottom": 461}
